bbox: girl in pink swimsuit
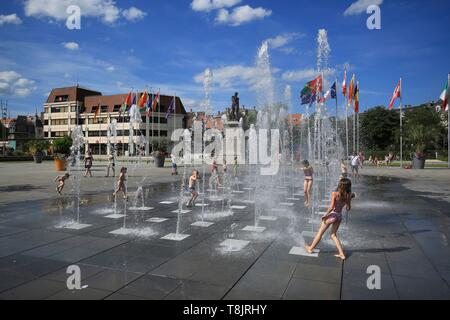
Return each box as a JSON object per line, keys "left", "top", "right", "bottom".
{"left": 301, "top": 160, "right": 314, "bottom": 207}
{"left": 305, "top": 178, "right": 353, "bottom": 260}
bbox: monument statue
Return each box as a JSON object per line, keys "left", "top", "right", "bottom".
{"left": 231, "top": 92, "right": 240, "bottom": 121}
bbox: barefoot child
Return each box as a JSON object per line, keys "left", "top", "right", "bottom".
{"left": 301, "top": 160, "right": 314, "bottom": 207}
{"left": 84, "top": 150, "right": 93, "bottom": 177}
{"left": 113, "top": 167, "right": 128, "bottom": 199}
{"left": 186, "top": 170, "right": 200, "bottom": 207}
{"left": 233, "top": 156, "right": 239, "bottom": 177}
{"left": 171, "top": 153, "right": 178, "bottom": 176}
{"left": 55, "top": 173, "right": 70, "bottom": 195}
{"left": 305, "top": 178, "right": 353, "bottom": 260}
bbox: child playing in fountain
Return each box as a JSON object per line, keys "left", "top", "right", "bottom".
{"left": 305, "top": 178, "right": 353, "bottom": 261}
{"left": 113, "top": 167, "right": 128, "bottom": 200}
{"left": 211, "top": 158, "right": 222, "bottom": 187}
{"left": 84, "top": 150, "right": 93, "bottom": 177}
{"left": 223, "top": 159, "right": 228, "bottom": 174}
{"left": 233, "top": 156, "right": 239, "bottom": 177}
{"left": 186, "top": 170, "right": 200, "bottom": 207}
{"left": 105, "top": 152, "right": 115, "bottom": 177}
{"left": 301, "top": 160, "right": 313, "bottom": 207}
{"left": 171, "top": 153, "right": 178, "bottom": 176}
{"left": 55, "top": 173, "right": 70, "bottom": 195}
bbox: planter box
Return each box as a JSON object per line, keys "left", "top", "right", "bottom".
{"left": 412, "top": 156, "right": 426, "bottom": 169}
{"left": 33, "top": 152, "right": 44, "bottom": 164}
{"left": 154, "top": 156, "right": 165, "bottom": 168}
{"left": 55, "top": 158, "right": 67, "bottom": 171}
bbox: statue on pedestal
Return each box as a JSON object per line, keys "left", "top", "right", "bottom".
{"left": 231, "top": 92, "right": 240, "bottom": 121}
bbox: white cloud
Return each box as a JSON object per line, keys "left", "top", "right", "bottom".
{"left": 266, "top": 33, "right": 302, "bottom": 49}
{"left": 282, "top": 68, "right": 335, "bottom": 82}
{"left": 24, "top": 0, "right": 145, "bottom": 25}
{"left": 62, "top": 42, "right": 79, "bottom": 51}
{"left": 0, "top": 71, "right": 36, "bottom": 97}
{"left": 344, "top": 0, "right": 383, "bottom": 16}
{"left": 106, "top": 66, "right": 115, "bottom": 72}
{"left": 191, "top": 0, "right": 242, "bottom": 12}
{"left": 216, "top": 5, "right": 272, "bottom": 26}
{"left": 122, "top": 7, "right": 147, "bottom": 22}
{"left": 0, "top": 14, "right": 22, "bottom": 26}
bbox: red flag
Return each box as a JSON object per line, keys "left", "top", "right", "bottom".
{"left": 354, "top": 82, "right": 360, "bottom": 113}
{"left": 342, "top": 69, "right": 347, "bottom": 97}
{"left": 138, "top": 91, "right": 148, "bottom": 109}
{"left": 388, "top": 80, "right": 401, "bottom": 110}
{"left": 93, "top": 103, "right": 101, "bottom": 122}
{"left": 152, "top": 91, "right": 160, "bottom": 111}
{"left": 348, "top": 74, "right": 355, "bottom": 106}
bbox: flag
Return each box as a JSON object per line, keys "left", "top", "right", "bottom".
{"left": 348, "top": 74, "right": 355, "bottom": 106}
{"left": 342, "top": 69, "right": 347, "bottom": 96}
{"left": 131, "top": 92, "right": 137, "bottom": 107}
{"left": 300, "top": 75, "right": 323, "bottom": 105}
{"left": 146, "top": 91, "right": 156, "bottom": 117}
{"left": 138, "top": 91, "right": 148, "bottom": 109}
{"left": 166, "top": 97, "right": 175, "bottom": 119}
{"left": 331, "top": 81, "right": 337, "bottom": 100}
{"left": 439, "top": 79, "right": 449, "bottom": 112}
{"left": 93, "top": 103, "right": 101, "bottom": 122}
{"left": 120, "top": 92, "right": 132, "bottom": 115}
{"left": 354, "top": 82, "right": 360, "bottom": 113}
{"left": 388, "top": 80, "right": 401, "bottom": 110}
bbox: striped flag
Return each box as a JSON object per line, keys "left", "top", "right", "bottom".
{"left": 354, "top": 82, "right": 360, "bottom": 113}
{"left": 166, "top": 97, "right": 175, "bottom": 119}
{"left": 342, "top": 69, "right": 347, "bottom": 97}
{"left": 138, "top": 91, "right": 148, "bottom": 109}
{"left": 348, "top": 74, "right": 355, "bottom": 107}
{"left": 388, "top": 80, "right": 401, "bottom": 110}
{"left": 439, "top": 79, "right": 449, "bottom": 112}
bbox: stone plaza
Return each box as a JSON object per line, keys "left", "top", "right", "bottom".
{"left": 0, "top": 161, "right": 449, "bottom": 300}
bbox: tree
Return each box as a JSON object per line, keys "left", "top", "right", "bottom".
{"left": 359, "top": 106, "right": 398, "bottom": 152}
{"left": 403, "top": 106, "right": 443, "bottom": 158}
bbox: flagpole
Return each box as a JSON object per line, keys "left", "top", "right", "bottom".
{"left": 151, "top": 91, "right": 154, "bottom": 154}
{"left": 145, "top": 88, "right": 150, "bottom": 156}
{"left": 158, "top": 88, "right": 161, "bottom": 151}
{"left": 447, "top": 73, "right": 450, "bottom": 169}
{"left": 400, "top": 77, "right": 403, "bottom": 168}
{"left": 335, "top": 77, "right": 339, "bottom": 160}
{"left": 346, "top": 100, "right": 349, "bottom": 163}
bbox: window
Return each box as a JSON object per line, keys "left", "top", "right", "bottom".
{"left": 51, "top": 131, "right": 68, "bottom": 137}
{"left": 113, "top": 105, "right": 121, "bottom": 112}
{"left": 51, "top": 119, "right": 68, "bottom": 126}
{"left": 91, "top": 106, "right": 99, "bottom": 113}
{"left": 54, "top": 95, "right": 69, "bottom": 102}
{"left": 44, "top": 120, "right": 49, "bottom": 126}
{"left": 101, "top": 105, "right": 109, "bottom": 113}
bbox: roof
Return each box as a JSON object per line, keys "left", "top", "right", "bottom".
{"left": 46, "top": 86, "right": 102, "bottom": 104}
{"left": 84, "top": 94, "right": 187, "bottom": 115}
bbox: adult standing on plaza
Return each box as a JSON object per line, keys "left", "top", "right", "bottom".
{"left": 350, "top": 153, "right": 361, "bottom": 179}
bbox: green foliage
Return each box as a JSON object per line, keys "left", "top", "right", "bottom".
{"left": 27, "top": 140, "right": 50, "bottom": 154}
{"left": 52, "top": 136, "right": 73, "bottom": 158}
{"left": 403, "top": 106, "right": 443, "bottom": 155}
{"left": 360, "top": 106, "right": 398, "bottom": 151}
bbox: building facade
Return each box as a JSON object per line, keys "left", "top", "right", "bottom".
{"left": 43, "top": 86, "right": 187, "bottom": 156}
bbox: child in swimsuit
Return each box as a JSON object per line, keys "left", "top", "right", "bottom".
{"left": 305, "top": 178, "right": 353, "bottom": 260}
{"left": 186, "top": 170, "right": 200, "bottom": 207}
{"left": 113, "top": 167, "right": 128, "bottom": 200}
{"left": 55, "top": 173, "right": 70, "bottom": 195}
{"left": 301, "top": 160, "right": 314, "bottom": 207}
{"left": 84, "top": 151, "right": 93, "bottom": 177}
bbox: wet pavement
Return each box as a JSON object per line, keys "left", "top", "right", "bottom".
{"left": 0, "top": 168, "right": 449, "bottom": 300}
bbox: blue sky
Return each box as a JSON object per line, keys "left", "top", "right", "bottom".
{"left": 0, "top": 0, "right": 449, "bottom": 117}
